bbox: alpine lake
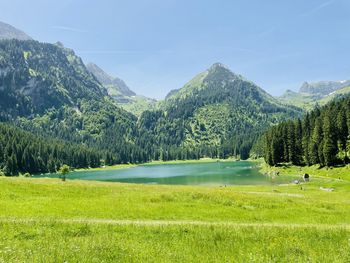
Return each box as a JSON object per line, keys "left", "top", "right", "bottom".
{"left": 36, "top": 161, "right": 293, "bottom": 186}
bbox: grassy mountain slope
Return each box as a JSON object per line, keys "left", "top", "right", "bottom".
{"left": 280, "top": 86, "right": 350, "bottom": 110}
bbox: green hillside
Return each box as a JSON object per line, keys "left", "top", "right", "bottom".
{"left": 0, "top": 40, "right": 107, "bottom": 117}
{"left": 0, "top": 39, "right": 153, "bottom": 166}
{"left": 140, "top": 63, "right": 301, "bottom": 159}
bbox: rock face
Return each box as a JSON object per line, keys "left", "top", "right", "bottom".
{"left": 0, "top": 21, "right": 32, "bottom": 41}
{"left": 299, "top": 80, "right": 350, "bottom": 96}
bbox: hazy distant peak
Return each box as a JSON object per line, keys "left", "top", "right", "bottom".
{"left": 86, "top": 62, "right": 114, "bottom": 85}
{"left": 0, "top": 21, "right": 32, "bottom": 40}
{"left": 209, "top": 62, "right": 229, "bottom": 70}
{"left": 299, "top": 80, "right": 350, "bottom": 95}
{"left": 54, "top": 41, "right": 65, "bottom": 48}
{"left": 86, "top": 62, "right": 136, "bottom": 97}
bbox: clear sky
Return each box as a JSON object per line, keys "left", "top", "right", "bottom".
{"left": 0, "top": 0, "right": 349, "bottom": 99}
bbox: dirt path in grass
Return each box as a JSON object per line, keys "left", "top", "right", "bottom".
{"left": 0, "top": 218, "right": 349, "bottom": 229}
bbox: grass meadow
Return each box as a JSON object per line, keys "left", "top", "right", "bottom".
{"left": 0, "top": 164, "right": 349, "bottom": 262}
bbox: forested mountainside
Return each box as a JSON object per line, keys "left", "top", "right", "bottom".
{"left": 139, "top": 63, "right": 302, "bottom": 159}
{"left": 86, "top": 62, "right": 156, "bottom": 116}
{"left": 263, "top": 95, "right": 350, "bottom": 167}
{"left": 0, "top": 39, "right": 154, "bottom": 169}
{"left": 0, "top": 40, "right": 106, "bottom": 117}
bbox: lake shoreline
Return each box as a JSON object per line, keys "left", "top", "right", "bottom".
{"left": 34, "top": 159, "right": 272, "bottom": 186}
{"left": 72, "top": 157, "right": 239, "bottom": 173}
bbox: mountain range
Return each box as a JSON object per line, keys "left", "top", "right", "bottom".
{"left": 86, "top": 62, "right": 156, "bottom": 116}
{"left": 280, "top": 80, "right": 350, "bottom": 110}
{"left": 0, "top": 20, "right": 349, "bottom": 173}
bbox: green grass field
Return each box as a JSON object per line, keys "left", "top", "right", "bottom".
{"left": 0, "top": 164, "right": 349, "bottom": 262}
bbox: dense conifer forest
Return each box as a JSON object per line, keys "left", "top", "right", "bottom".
{"left": 263, "top": 96, "right": 350, "bottom": 167}
{"left": 0, "top": 123, "right": 104, "bottom": 175}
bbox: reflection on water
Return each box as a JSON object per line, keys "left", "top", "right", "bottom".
{"left": 35, "top": 161, "right": 289, "bottom": 186}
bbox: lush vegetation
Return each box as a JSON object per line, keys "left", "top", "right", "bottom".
{"left": 7, "top": 39, "right": 350, "bottom": 177}
{"left": 0, "top": 42, "right": 303, "bottom": 176}
{"left": 0, "top": 40, "right": 106, "bottom": 117}
{"left": 140, "top": 63, "right": 301, "bottom": 160}
{"left": 0, "top": 175, "right": 349, "bottom": 261}
{"left": 263, "top": 95, "right": 350, "bottom": 166}
{"left": 0, "top": 39, "right": 157, "bottom": 168}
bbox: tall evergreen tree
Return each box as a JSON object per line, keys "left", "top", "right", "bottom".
{"left": 322, "top": 113, "right": 337, "bottom": 166}
{"left": 309, "top": 118, "right": 323, "bottom": 165}
{"left": 302, "top": 113, "right": 311, "bottom": 165}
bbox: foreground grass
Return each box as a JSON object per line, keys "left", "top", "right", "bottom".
{"left": 0, "top": 173, "right": 349, "bottom": 262}
{"left": 1, "top": 222, "right": 349, "bottom": 262}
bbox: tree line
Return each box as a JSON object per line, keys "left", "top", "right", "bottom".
{"left": 263, "top": 96, "right": 350, "bottom": 167}
{"left": 0, "top": 123, "right": 105, "bottom": 176}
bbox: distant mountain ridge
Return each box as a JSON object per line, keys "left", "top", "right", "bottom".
{"left": 86, "top": 63, "right": 136, "bottom": 98}
{"left": 86, "top": 62, "right": 156, "bottom": 116}
{"left": 280, "top": 79, "right": 350, "bottom": 110}
{"left": 299, "top": 80, "right": 350, "bottom": 96}
{"left": 0, "top": 21, "right": 32, "bottom": 41}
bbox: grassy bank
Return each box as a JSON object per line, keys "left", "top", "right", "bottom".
{"left": 73, "top": 163, "right": 138, "bottom": 172}
{"left": 0, "top": 175, "right": 349, "bottom": 261}
{"left": 259, "top": 161, "right": 350, "bottom": 181}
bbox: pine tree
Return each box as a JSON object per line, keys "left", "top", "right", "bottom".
{"left": 322, "top": 113, "right": 337, "bottom": 166}
{"left": 309, "top": 118, "right": 323, "bottom": 165}
{"left": 294, "top": 119, "right": 303, "bottom": 165}
{"left": 4, "top": 154, "right": 18, "bottom": 176}
{"left": 287, "top": 121, "right": 296, "bottom": 163}
{"left": 336, "top": 110, "right": 348, "bottom": 151}
{"left": 302, "top": 113, "right": 311, "bottom": 165}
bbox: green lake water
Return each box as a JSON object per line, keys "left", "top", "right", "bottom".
{"left": 37, "top": 161, "right": 289, "bottom": 186}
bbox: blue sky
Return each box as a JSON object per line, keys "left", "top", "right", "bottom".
{"left": 0, "top": 0, "right": 349, "bottom": 99}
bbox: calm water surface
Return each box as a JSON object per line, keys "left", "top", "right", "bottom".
{"left": 37, "top": 161, "right": 288, "bottom": 186}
